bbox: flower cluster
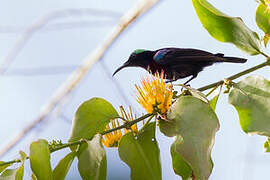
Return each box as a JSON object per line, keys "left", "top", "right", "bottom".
{"left": 135, "top": 72, "right": 173, "bottom": 115}
{"left": 102, "top": 106, "right": 139, "bottom": 148}
{"left": 265, "top": 0, "right": 270, "bottom": 7}
{"left": 102, "top": 119, "right": 123, "bottom": 148}
{"left": 102, "top": 72, "right": 173, "bottom": 147}
{"left": 119, "top": 106, "right": 138, "bottom": 134}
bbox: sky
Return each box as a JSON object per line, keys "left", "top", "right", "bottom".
{"left": 0, "top": 0, "right": 270, "bottom": 179}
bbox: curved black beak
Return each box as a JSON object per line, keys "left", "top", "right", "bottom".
{"left": 113, "top": 61, "right": 130, "bottom": 76}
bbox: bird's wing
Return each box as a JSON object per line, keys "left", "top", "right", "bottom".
{"left": 153, "top": 48, "right": 223, "bottom": 65}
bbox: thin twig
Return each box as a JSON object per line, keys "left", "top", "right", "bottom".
{"left": 0, "top": 159, "right": 21, "bottom": 167}
{"left": 0, "top": 113, "right": 153, "bottom": 167}
{"left": 0, "top": 0, "right": 160, "bottom": 158}
{"left": 205, "top": 86, "right": 218, "bottom": 97}
{"left": 100, "top": 113, "right": 153, "bottom": 136}
{"left": 198, "top": 61, "right": 270, "bottom": 91}
{"left": 0, "top": 8, "right": 121, "bottom": 74}
{"left": 259, "top": 51, "right": 269, "bottom": 59}
{"left": 140, "top": 115, "right": 155, "bottom": 131}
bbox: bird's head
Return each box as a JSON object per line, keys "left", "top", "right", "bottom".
{"left": 113, "top": 49, "right": 154, "bottom": 76}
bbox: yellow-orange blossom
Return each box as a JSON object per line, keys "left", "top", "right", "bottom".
{"left": 265, "top": 0, "right": 270, "bottom": 7}
{"left": 135, "top": 72, "right": 173, "bottom": 114}
{"left": 102, "top": 107, "right": 138, "bottom": 148}
{"left": 102, "top": 72, "right": 173, "bottom": 147}
{"left": 102, "top": 119, "right": 123, "bottom": 148}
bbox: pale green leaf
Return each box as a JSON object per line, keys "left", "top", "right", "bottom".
{"left": 31, "top": 174, "right": 37, "bottom": 180}
{"left": 53, "top": 151, "right": 76, "bottom": 180}
{"left": 29, "top": 139, "right": 53, "bottom": 180}
{"left": 0, "top": 162, "right": 11, "bottom": 173}
{"left": 0, "top": 151, "right": 27, "bottom": 180}
{"left": 171, "top": 136, "right": 192, "bottom": 180}
{"left": 160, "top": 96, "right": 219, "bottom": 180}
{"left": 185, "top": 86, "right": 209, "bottom": 103}
{"left": 264, "top": 138, "right": 270, "bottom": 152}
{"left": 192, "top": 0, "right": 261, "bottom": 55}
{"left": 69, "top": 98, "right": 118, "bottom": 144}
{"left": 210, "top": 95, "right": 219, "bottom": 110}
{"left": 15, "top": 151, "right": 27, "bottom": 180}
{"left": 0, "top": 169, "right": 17, "bottom": 179}
{"left": 263, "top": 33, "right": 270, "bottom": 47}
{"left": 256, "top": 3, "right": 270, "bottom": 46}
{"left": 118, "top": 122, "right": 161, "bottom": 180}
{"left": 78, "top": 135, "right": 106, "bottom": 180}
{"left": 229, "top": 75, "right": 270, "bottom": 136}
{"left": 209, "top": 87, "right": 222, "bottom": 111}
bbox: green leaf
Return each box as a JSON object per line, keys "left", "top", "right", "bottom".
{"left": 264, "top": 138, "right": 270, "bottom": 152}
{"left": 209, "top": 87, "right": 222, "bottom": 111}
{"left": 0, "top": 162, "right": 11, "bottom": 173}
{"left": 53, "top": 151, "right": 76, "bottom": 180}
{"left": 19, "top": 151, "right": 27, "bottom": 161}
{"left": 29, "top": 139, "right": 53, "bottom": 180}
{"left": 31, "top": 174, "right": 37, "bottom": 180}
{"left": 263, "top": 33, "right": 270, "bottom": 47}
{"left": 256, "top": 3, "right": 270, "bottom": 46}
{"left": 118, "top": 122, "right": 161, "bottom": 180}
{"left": 192, "top": 0, "right": 261, "bottom": 55}
{"left": 229, "top": 75, "right": 270, "bottom": 136}
{"left": 0, "top": 169, "right": 17, "bottom": 179}
{"left": 171, "top": 136, "right": 192, "bottom": 180}
{"left": 69, "top": 98, "right": 118, "bottom": 143}
{"left": 15, "top": 151, "right": 27, "bottom": 180}
{"left": 209, "top": 95, "right": 219, "bottom": 110}
{"left": 77, "top": 135, "right": 106, "bottom": 180}
{"left": 160, "top": 96, "right": 219, "bottom": 180}
{"left": 185, "top": 86, "right": 209, "bottom": 103}
{"left": 159, "top": 116, "right": 180, "bottom": 137}
{"left": 0, "top": 151, "right": 27, "bottom": 180}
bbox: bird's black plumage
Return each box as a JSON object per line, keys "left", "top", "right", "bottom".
{"left": 113, "top": 48, "right": 247, "bottom": 84}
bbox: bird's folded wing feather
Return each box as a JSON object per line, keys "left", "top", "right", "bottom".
{"left": 153, "top": 48, "right": 221, "bottom": 65}
{"left": 156, "top": 56, "right": 226, "bottom": 65}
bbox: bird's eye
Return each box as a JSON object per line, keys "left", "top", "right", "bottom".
{"left": 131, "top": 53, "right": 136, "bottom": 58}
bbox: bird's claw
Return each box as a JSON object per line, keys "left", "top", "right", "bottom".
{"left": 165, "top": 80, "right": 175, "bottom": 83}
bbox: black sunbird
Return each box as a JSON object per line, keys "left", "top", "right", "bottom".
{"left": 113, "top": 48, "right": 247, "bottom": 84}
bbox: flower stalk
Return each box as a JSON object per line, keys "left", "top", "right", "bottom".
{"left": 0, "top": 113, "right": 154, "bottom": 167}
{"left": 198, "top": 61, "right": 270, "bottom": 91}
{"left": 102, "top": 106, "right": 141, "bottom": 148}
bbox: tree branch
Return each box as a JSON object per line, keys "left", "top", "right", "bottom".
{"left": 0, "top": 0, "right": 161, "bottom": 158}
{"left": 0, "top": 8, "right": 121, "bottom": 74}
{"left": 198, "top": 61, "right": 270, "bottom": 91}
{"left": 0, "top": 113, "right": 154, "bottom": 167}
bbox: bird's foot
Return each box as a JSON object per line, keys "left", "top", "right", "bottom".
{"left": 165, "top": 79, "right": 175, "bottom": 83}
{"left": 157, "top": 115, "right": 169, "bottom": 122}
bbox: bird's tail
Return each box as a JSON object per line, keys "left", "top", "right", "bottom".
{"left": 215, "top": 53, "right": 247, "bottom": 63}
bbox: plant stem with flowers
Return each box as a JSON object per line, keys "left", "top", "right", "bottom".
{"left": 2, "top": 1, "right": 270, "bottom": 179}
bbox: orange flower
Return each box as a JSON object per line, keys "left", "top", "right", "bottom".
{"left": 135, "top": 72, "right": 173, "bottom": 114}
{"left": 265, "top": 0, "right": 270, "bottom": 7}
{"left": 119, "top": 106, "right": 138, "bottom": 133}
{"left": 102, "top": 119, "right": 122, "bottom": 148}
{"left": 102, "top": 106, "right": 139, "bottom": 148}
